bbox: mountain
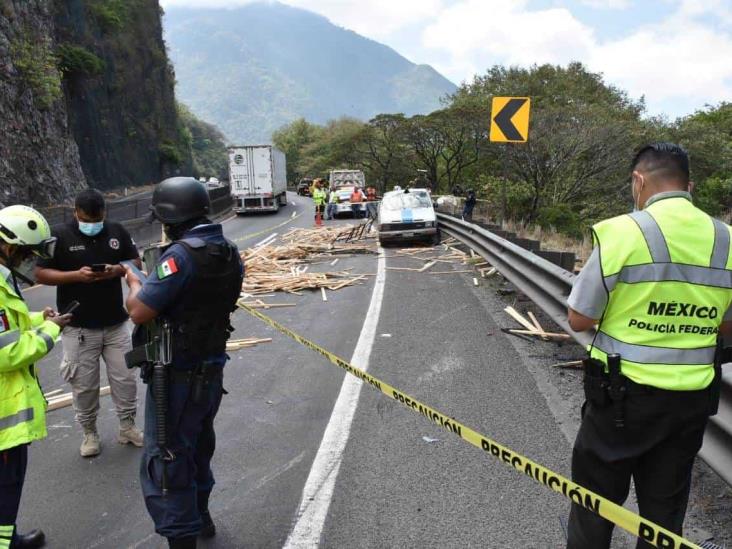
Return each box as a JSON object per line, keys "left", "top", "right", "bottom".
{"left": 163, "top": 2, "right": 457, "bottom": 144}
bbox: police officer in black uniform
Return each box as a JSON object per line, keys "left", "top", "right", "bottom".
{"left": 123, "top": 178, "right": 243, "bottom": 549}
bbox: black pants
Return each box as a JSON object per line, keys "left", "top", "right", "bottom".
{"left": 0, "top": 444, "right": 28, "bottom": 548}
{"left": 140, "top": 370, "right": 224, "bottom": 540}
{"left": 567, "top": 387, "right": 710, "bottom": 548}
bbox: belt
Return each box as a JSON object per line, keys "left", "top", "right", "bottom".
{"left": 584, "top": 371, "right": 709, "bottom": 396}
{"left": 168, "top": 367, "right": 222, "bottom": 385}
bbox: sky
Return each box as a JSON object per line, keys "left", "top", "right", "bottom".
{"left": 159, "top": 0, "right": 732, "bottom": 119}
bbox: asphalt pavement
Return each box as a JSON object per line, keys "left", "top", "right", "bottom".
{"left": 15, "top": 192, "right": 717, "bottom": 548}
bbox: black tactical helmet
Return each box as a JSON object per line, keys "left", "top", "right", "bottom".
{"left": 150, "top": 177, "right": 210, "bottom": 224}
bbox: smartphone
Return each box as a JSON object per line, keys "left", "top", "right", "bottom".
{"left": 91, "top": 263, "right": 107, "bottom": 272}
{"left": 61, "top": 300, "right": 80, "bottom": 316}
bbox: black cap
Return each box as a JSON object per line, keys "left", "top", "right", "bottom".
{"left": 150, "top": 177, "right": 210, "bottom": 224}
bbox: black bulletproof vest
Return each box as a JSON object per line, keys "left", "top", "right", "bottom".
{"left": 167, "top": 237, "right": 243, "bottom": 363}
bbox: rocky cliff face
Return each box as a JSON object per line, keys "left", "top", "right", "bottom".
{"left": 55, "top": 0, "right": 191, "bottom": 192}
{"left": 0, "top": 0, "right": 191, "bottom": 207}
{"left": 0, "top": 0, "right": 86, "bottom": 205}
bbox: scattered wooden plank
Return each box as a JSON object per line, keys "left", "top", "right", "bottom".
{"left": 44, "top": 388, "right": 64, "bottom": 398}
{"left": 507, "top": 329, "right": 571, "bottom": 340}
{"left": 428, "top": 270, "right": 474, "bottom": 275}
{"left": 321, "top": 287, "right": 328, "bottom": 302}
{"left": 473, "top": 277, "right": 479, "bottom": 286}
{"left": 418, "top": 261, "right": 436, "bottom": 273}
{"left": 48, "top": 386, "right": 111, "bottom": 412}
{"left": 527, "top": 311, "right": 549, "bottom": 341}
{"left": 504, "top": 306, "right": 538, "bottom": 332}
{"left": 551, "top": 360, "right": 584, "bottom": 369}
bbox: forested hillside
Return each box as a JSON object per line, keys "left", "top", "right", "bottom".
{"left": 164, "top": 2, "right": 457, "bottom": 143}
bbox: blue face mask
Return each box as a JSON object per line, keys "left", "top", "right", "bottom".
{"left": 78, "top": 221, "right": 104, "bottom": 237}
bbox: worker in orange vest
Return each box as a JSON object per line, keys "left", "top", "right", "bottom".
{"left": 350, "top": 186, "right": 365, "bottom": 219}
{"left": 365, "top": 186, "right": 378, "bottom": 218}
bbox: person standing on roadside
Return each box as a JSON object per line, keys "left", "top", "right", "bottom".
{"left": 565, "top": 143, "right": 732, "bottom": 548}
{"left": 462, "top": 189, "right": 476, "bottom": 221}
{"left": 312, "top": 179, "right": 327, "bottom": 222}
{"left": 350, "top": 186, "right": 365, "bottom": 219}
{"left": 326, "top": 184, "right": 338, "bottom": 220}
{"left": 35, "top": 189, "right": 143, "bottom": 458}
{"left": 0, "top": 205, "right": 72, "bottom": 549}
{"left": 124, "top": 177, "right": 243, "bottom": 549}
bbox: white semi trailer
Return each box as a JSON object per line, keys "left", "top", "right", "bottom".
{"left": 228, "top": 145, "right": 287, "bottom": 213}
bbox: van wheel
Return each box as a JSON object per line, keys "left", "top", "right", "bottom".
{"left": 431, "top": 231, "right": 441, "bottom": 246}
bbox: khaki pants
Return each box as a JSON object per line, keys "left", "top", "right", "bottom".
{"left": 60, "top": 322, "right": 137, "bottom": 430}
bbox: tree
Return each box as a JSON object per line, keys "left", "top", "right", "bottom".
{"left": 356, "top": 114, "right": 412, "bottom": 192}
{"left": 451, "top": 62, "right": 647, "bottom": 223}
{"left": 272, "top": 118, "right": 323, "bottom": 183}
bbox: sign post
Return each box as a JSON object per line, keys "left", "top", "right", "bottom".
{"left": 490, "top": 97, "right": 531, "bottom": 221}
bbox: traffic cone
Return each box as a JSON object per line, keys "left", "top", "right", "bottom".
{"left": 315, "top": 208, "right": 323, "bottom": 226}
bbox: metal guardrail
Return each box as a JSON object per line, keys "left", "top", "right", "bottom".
{"left": 40, "top": 185, "right": 232, "bottom": 227}
{"left": 437, "top": 212, "right": 732, "bottom": 487}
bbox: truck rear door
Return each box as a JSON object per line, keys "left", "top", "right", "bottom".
{"left": 253, "top": 147, "right": 273, "bottom": 196}
{"left": 229, "top": 149, "right": 255, "bottom": 195}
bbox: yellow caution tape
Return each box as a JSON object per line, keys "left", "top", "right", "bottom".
{"left": 237, "top": 301, "right": 702, "bottom": 549}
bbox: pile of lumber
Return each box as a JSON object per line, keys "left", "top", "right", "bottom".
{"left": 503, "top": 306, "right": 570, "bottom": 342}
{"left": 240, "top": 226, "right": 375, "bottom": 295}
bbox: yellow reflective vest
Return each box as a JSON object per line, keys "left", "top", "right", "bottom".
{"left": 313, "top": 188, "right": 327, "bottom": 206}
{"left": 0, "top": 268, "right": 59, "bottom": 451}
{"left": 591, "top": 195, "right": 732, "bottom": 391}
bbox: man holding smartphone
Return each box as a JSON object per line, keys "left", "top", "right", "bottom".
{"left": 35, "top": 189, "right": 143, "bottom": 457}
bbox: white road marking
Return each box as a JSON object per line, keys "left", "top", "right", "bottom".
{"left": 283, "top": 246, "right": 386, "bottom": 549}
{"left": 254, "top": 232, "right": 278, "bottom": 248}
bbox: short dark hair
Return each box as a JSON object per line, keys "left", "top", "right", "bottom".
{"left": 631, "top": 142, "right": 690, "bottom": 185}
{"left": 75, "top": 188, "right": 106, "bottom": 218}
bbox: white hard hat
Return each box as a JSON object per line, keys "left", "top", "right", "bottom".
{"left": 0, "top": 205, "right": 56, "bottom": 258}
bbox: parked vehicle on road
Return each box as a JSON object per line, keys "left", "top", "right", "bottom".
{"left": 297, "top": 179, "right": 313, "bottom": 196}
{"left": 228, "top": 145, "right": 287, "bottom": 213}
{"left": 329, "top": 169, "right": 366, "bottom": 217}
{"left": 378, "top": 188, "right": 439, "bottom": 245}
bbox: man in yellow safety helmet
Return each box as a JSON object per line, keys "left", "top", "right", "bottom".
{"left": 566, "top": 143, "right": 732, "bottom": 548}
{"left": 0, "top": 205, "right": 72, "bottom": 549}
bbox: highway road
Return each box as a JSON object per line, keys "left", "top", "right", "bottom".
{"left": 13, "top": 192, "right": 732, "bottom": 548}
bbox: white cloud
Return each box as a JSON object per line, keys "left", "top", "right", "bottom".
{"left": 421, "top": 0, "right": 732, "bottom": 117}
{"left": 422, "top": 0, "right": 595, "bottom": 77}
{"left": 591, "top": 17, "right": 732, "bottom": 114}
{"left": 579, "top": 0, "right": 631, "bottom": 8}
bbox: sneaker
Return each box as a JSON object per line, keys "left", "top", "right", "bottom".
{"left": 80, "top": 431, "right": 101, "bottom": 457}
{"left": 118, "top": 420, "right": 144, "bottom": 447}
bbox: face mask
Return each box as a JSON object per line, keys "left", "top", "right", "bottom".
{"left": 78, "top": 221, "right": 104, "bottom": 237}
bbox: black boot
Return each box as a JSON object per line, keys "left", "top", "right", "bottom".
{"left": 197, "top": 491, "right": 216, "bottom": 538}
{"left": 14, "top": 529, "right": 46, "bottom": 548}
{"left": 167, "top": 535, "right": 196, "bottom": 549}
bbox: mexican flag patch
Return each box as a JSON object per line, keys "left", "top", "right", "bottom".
{"left": 157, "top": 258, "right": 179, "bottom": 279}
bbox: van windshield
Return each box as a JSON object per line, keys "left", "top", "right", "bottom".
{"left": 382, "top": 193, "right": 431, "bottom": 211}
